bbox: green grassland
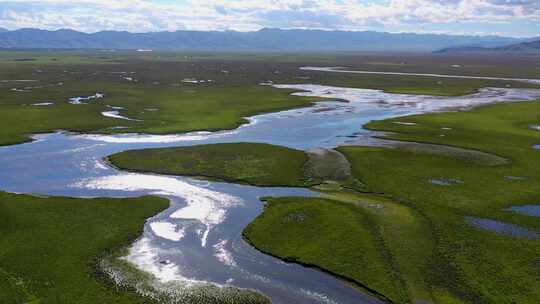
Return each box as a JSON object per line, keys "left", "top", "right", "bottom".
{"left": 2, "top": 51, "right": 540, "bottom": 145}
{"left": 0, "top": 192, "right": 169, "bottom": 304}
{"left": 243, "top": 195, "right": 430, "bottom": 304}
{"left": 2, "top": 52, "right": 540, "bottom": 304}
{"left": 2, "top": 50, "right": 539, "bottom": 78}
{"left": 0, "top": 79, "right": 315, "bottom": 146}
{"left": 341, "top": 100, "right": 540, "bottom": 303}
{"left": 108, "top": 143, "right": 366, "bottom": 190}
{"left": 108, "top": 143, "right": 313, "bottom": 187}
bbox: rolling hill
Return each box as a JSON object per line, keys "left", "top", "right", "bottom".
{"left": 0, "top": 28, "right": 528, "bottom": 52}
{"left": 436, "top": 40, "right": 540, "bottom": 55}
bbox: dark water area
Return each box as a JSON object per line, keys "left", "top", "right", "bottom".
{"left": 467, "top": 217, "right": 539, "bottom": 240}
{"left": 505, "top": 205, "right": 540, "bottom": 217}
{"left": 429, "top": 178, "right": 464, "bottom": 186}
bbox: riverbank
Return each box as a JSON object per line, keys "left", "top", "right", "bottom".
{"left": 0, "top": 192, "right": 169, "bottom": 304}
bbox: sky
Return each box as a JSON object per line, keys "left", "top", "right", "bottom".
{"left": 0, "top": 0, "right": 538, "bottom": 37}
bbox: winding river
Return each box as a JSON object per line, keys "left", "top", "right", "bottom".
{"left": 2, "top": 80, "right": 540, "bottom": 303}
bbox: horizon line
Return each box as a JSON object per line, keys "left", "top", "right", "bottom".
{"left": 0, "top": 27, "right": 537, "bottom": 39}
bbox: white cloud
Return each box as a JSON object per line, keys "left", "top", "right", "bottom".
{"left": 0, "top": 0, "right": 538, "bottom": 34}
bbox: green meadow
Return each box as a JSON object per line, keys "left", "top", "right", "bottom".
{"left": 0, "top": 192, "right": 168, "bottom": 304}
{"left": 109, "top": 143, "right": 313, "bottom": 187}
{"left": 1, "top": 52, "right": 539, "bottom": 145}
{"left": 1, "top": 52, "right": 540, "bottom": 304}
{"left": 251, "top": 101, "right": 540, "bottom": 304}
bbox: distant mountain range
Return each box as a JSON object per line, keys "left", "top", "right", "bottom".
{"left": 0, "top": 28, "right": 534, "bottom": 52}
{"left": 436, "top": 40, "right": 540, "bottom": 55}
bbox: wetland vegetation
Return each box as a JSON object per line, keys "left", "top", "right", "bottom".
{"left": 1, "top": 51, "right": 540, "bottom": 304}
{"left": 1, "top": 51, "right": 540, "bottom": 146}
{"left": 113, "top": 100, "right": 540, "bottom": 303}
{"left": 109, "top": 143, "right": 313, "bottom": 187}
{"left": 0, "top": 192, "right": 168, "bottom": 304}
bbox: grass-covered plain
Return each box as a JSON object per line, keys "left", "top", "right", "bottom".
{"left": 0, "top": 192, "right": 169, "bottom": 304}
{"left": 109, "top": 143, "right": 313, "bottom": 186}
{"left": 0, "top": 80, "right": 315, "bottom": 146}
{"left": 2, "top": 51, "right": 540, "bottom": 304}
{"left": 2, "top": 50, "right": 540, "bottom": 78}
{"left": 243, "top": 195, "right": 431, "bottom": 303}
{"left": 341, "top": 101, "right": 540, "bottom": 303}
{"left": 2, "top": 51, "right": 540, "bottom": 145}
{"left": 339, "top": 100, "right": 540, "bottom": 303}
{"left": 109, "top": 143, "right": 365, "bottom": 190}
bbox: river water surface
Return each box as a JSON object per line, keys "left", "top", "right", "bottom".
{"left": 2, "top": 82, "right": 540, "bottom": 303}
